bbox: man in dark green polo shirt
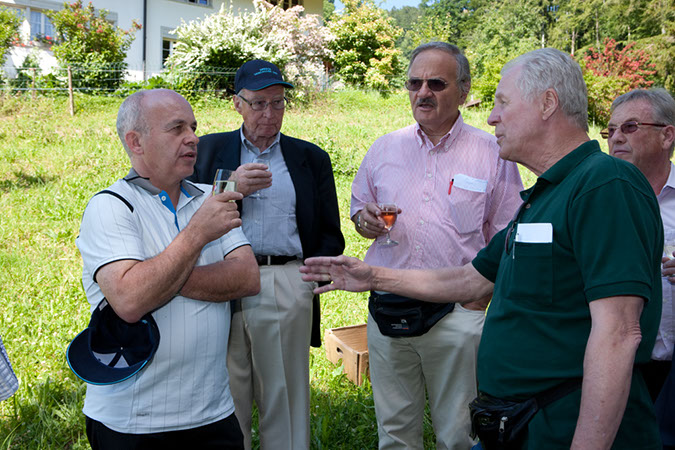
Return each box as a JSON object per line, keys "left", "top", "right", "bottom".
{"left": 300, "top": 48, "right": 663, "bottom": 449}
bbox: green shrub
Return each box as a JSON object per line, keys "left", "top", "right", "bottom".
{"left": 633, "top": 34, "right": 675, "bottom": 92}
{"left": 328, "top": 0, "right": 405, "bottom": 94}
{"left": 8, "top": 54, "right": 41, "bottom": 90}
{"left": 0, "top": 6, "right": 21, "bottom": 64}
{"left": 584, "top": 71, "right": 631, "bottom": 126}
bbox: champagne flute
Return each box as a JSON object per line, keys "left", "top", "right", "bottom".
{"left": 664, "top": 229, "right": 675, "bottom": 262}
{"left": 378, "top": 203, "right": 398, "bottom": 246}
{"left": 213, "top": 169, "right": 237, "bottom": 195}
{"left": 249, "top": 157, "right": 271, "bottom": 199}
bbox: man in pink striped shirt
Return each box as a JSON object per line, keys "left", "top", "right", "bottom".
{"left": 350, "top": 42, "right": 523, "bottom": 449}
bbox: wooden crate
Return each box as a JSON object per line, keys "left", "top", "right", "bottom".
{"left": 324, "top": 324, "right": 369, "bottom": 386}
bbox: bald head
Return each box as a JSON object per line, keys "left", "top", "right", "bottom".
{"left": 116, "top": 89, "right": 189, "bottom": 155}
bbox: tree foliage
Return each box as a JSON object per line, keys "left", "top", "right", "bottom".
{"left": 388, "top": 5, "right": 424, "bottom": 59}
{"left": 47, "top": 1, "right": 140, "bottom": 90}
{"left": 166, "top": 0, "right": 332, "bottom": 100}
{"left": 328, "top": 0, "right": 405, "bottom": 93}
{"left": 0, "top": 7, "right": 22, "bottom": 65}
{"left": 462, "top": 0, "right": 544, "bottom": 105}
{"left": 403, "top": 0, "right": 674, "bottom": 101}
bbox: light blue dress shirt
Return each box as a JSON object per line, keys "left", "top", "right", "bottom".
{"left": 239, "top": 128, "right": 303, "bottom": 257}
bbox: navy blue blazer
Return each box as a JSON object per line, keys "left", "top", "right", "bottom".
{"left": 188, "top": 130, "right": 345, "bottom": 346}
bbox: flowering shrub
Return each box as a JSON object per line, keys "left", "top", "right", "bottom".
{"left": 328, "top": 0, "right": 404, "bottom": 93}
{"left": 31, "top": 33, "right": 59, "bottom": 47}
{"left": 166, "top": 0, "right": 333, "bottom": 100}
{"left": 47, "top": 1, "right": 141, "bottom": 90}
{"left": 0, "top": 7, "right": 22, "bottom": 63}
{"left": 583, "top": 38, "right": 656, "bottom": 89}
{"left": 582, "top": 38, "right": 656, "bottom": 125}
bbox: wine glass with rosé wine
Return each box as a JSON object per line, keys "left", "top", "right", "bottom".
{"left": 378, "top": 203, "right": 398, "bottom": 246}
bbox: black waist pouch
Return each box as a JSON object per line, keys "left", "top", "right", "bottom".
{"left": 368, "top": 292, "right": 454, "bottom": 337}
{"left": 468, "top": 378, "right": 582, "bottom": 450}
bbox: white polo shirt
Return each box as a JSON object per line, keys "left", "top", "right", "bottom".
{"left": 76, "top": 170, "right": 250, "bottom": 433}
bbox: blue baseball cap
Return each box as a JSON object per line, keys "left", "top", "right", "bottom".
{"left": 67, "top": 299, "right": 160, "bottom": 385}
{"left": 234, "top": 60, "right": 294, "bottom": 93}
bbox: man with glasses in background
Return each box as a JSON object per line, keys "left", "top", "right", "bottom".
{"left": 349, "top": 42, "right": 522, "bottom": 449}
{"left": 190, "top": 60, "right": 345, "bottom": 450}
{"left": 605, "top": 88, "right": 675, "bottom": 402}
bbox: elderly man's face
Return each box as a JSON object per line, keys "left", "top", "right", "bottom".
{"left": 488, "top": 66, "right": 540, "bottom": 165}
{"left": 234, "top": 85, "right": 285, "bottom": 146}
{"left": 608, "top": 99, "right": 669, "bottom": 174}
{"left": 136, "top": 91, "right": 199, "bottom": 185}
{"left": 408, "top": 49, "right": 467, "bottom": 134}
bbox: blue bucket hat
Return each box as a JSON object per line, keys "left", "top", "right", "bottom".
{"left": 67, "top": 299, "right": 160, "bottom": 385}
{"left": 234, "top": 60, "right": 294, "bottom": 93}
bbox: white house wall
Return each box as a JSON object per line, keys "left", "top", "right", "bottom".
{"left": 2, "top": 0, "right": 323, "bottom": 81}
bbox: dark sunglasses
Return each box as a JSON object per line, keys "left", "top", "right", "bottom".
{"left": 405, "top": 78, "right": 449, "bottom": 92}
{"left": 600, "top": 121, "right": 667, "bottom": 139}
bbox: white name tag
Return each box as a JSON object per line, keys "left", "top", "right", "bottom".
{"left": 515, "top": 223, "right": 553, "bottom": 243}
{"left": 453, "top": 173, "right": 488, "bottom": 193}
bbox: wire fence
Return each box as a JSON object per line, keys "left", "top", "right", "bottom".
{"left": 1, "top": 63, "right": 340, "bottom": 116}
{"left": 1, "top": 62, "right": 337, "bottom": 105}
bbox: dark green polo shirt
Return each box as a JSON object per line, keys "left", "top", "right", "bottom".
{"left": 472, "top": 141, "right": 662, "bottom": 449}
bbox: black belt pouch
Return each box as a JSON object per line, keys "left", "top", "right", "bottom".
{"left": 368, "top": 292, "right": 454, "bottom": 337}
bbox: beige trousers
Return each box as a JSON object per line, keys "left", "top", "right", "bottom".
{"left": 227, "top": 261, "right": 315, "bottom": 450}
{"left": 368, "top": 304, "right": 485, "bottom": 450}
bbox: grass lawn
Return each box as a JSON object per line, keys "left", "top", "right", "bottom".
{"left": 0, "top": 90, "right": 607, "bottom": 449}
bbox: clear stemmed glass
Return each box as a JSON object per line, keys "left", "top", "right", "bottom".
{"left": 378, "top": 203, "right": 398, "bottom": 246}
{"left": 213, "top": 169, "right": 237, "bottom": 195}
{"left": 249, "top": 157, "right": 271, "bottom": 199}
{"left": 664, "top": 229, "right": 675, "bottom": 262}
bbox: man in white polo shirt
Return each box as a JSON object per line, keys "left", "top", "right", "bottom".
{"left": 75, "top": 89, "right": 260, "bottom": 449}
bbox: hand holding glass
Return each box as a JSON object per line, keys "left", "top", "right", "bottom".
{"left": 249, "top": 158, "right": 270, "bottom": 199}
{"left": 213, "top": 169, "right": 237, "bottom": 195}
{"left": 378, "top": 203, "right": 398, "bottom": 246}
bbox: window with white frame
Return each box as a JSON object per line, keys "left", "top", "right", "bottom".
{"left": 29, "top": 10, "right": 55, "bottom": 40}
{"left": 268, "top": 0, "right": 302, "bottom": 9}
{"left": 162, "top": 39, "right": 177, "bottom": 68}
{"left": 174, "top": 0, "right": 210, "bottom": 5}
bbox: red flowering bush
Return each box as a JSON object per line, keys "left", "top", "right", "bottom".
{"left": 582, "top": 38, "right": 656, "bottom": 125}
{"left": 584, "top": 38, "right": 656, "bottom": 89}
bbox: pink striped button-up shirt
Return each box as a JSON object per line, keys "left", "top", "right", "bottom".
{"left": 351, "top": 115, "right": 523, "bottom": 270}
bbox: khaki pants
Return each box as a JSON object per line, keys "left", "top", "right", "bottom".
{"left": 368, "top": 304, "right": 485, "bottom": 450}
{"left": 227, "top": 261, "right": 315, "bottom": 450}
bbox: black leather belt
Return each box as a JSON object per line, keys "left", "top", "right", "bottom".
{"left": 255, "top": 255, "right": 298, "bottom": 266}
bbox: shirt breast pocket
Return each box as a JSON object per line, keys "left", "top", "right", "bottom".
{"left": 445, "top": 185, "right": 487, "bottom": 234}
{"left": 505, "top": 242, "right": 553, "bottom": 304}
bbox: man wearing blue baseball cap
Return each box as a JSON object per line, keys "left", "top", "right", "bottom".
{"left": 75, "top": 89, "right": 260, "bottom": 449}
{"left": 190, "top": 60, "right": 344, "bottom": 449}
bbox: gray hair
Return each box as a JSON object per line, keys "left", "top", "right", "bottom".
{"left": 611, "top": 88, "right": 675, "bottom": 126}
{"left": 502, "top": 48, "right": 588, "bottom": 131}
{"left": 612, "top": 88, "right": 675, "bottom": 156}
{"left": 408, "top": 42, "right": 471, "bottom": 97}
{"left": 116, "top": 90, "right": 152, "bottom": 155}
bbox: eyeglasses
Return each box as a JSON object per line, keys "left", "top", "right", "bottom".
{"left": 600, "top": 121, "right": 667, "bottom": 139}
{"left": 238, "top": 95, "right": 287, "bottom": 111}
{"left": 404, "top": 78, "right": 449, "bottom": 92}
